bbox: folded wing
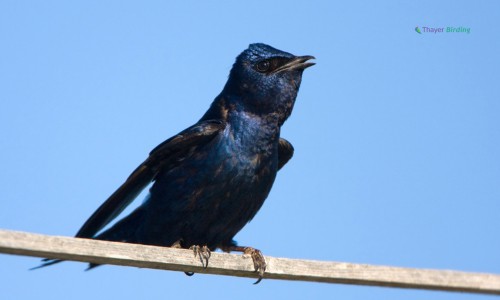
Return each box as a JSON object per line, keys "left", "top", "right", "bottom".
{"left": 75, "top": 119, "right": 226, "bottom": 239}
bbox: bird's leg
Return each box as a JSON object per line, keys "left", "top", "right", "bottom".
{"left": 225, "top": 246, "right": 267, "bottom": 284}
{"left": 189, "top": 245, "right": 211, "bottom": 269}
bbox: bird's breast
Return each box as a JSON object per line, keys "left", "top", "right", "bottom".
{"left": 220, "top": 111, "right": 280, "bottom": 176}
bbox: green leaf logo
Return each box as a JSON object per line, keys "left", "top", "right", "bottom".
{"left": 415, "top": 26, "right": 422, "bottom": 34}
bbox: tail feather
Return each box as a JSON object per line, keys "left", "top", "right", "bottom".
{"left": 31, "top": 207, "right": 145, "bottom": 270}
{"left": 30, "top": 258, "right": 64, "bottom": 270}
{"left": 85, "top": 263, "right": 101, "bottom": 271}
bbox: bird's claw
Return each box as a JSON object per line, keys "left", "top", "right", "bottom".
{"left": 170, "top": 239, "right": 183, "bottom": 249}
{"left": 243, "top": 247, "right": 267, "bottom": 284}
{"left": 190, "top": 245, "right": 211, "bottom": 269}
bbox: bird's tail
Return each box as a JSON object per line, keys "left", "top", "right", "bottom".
{"left": 31, "top": 207, "right": 145, "bottom": 270}
{"left": 30, "top": 258, "right": 64, "bottom": 270}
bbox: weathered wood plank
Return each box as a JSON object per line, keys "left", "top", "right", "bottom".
{"left": 0, "top": 229, "right": 499, "bottom": 295}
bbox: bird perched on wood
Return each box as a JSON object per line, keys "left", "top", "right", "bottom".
{"left": 34, "top": 43, "right": 315, "bottom": 283}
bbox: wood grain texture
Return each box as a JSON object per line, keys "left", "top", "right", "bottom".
{"left": 1, "top": 229, "right": 499, "bottom": 295}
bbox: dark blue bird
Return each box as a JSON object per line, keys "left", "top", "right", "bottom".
{"left": 34, "top": 43, "right": 314, "bottom": 282}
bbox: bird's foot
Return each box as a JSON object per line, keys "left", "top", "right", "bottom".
{"left": 170, "top": 240, "right": 198, "bottom": 277}
{"left": 225, "top": 246, "right": 266, "bottom": 284}
{"left": 243, "top": 247, "right": 267, "bottom": 284}
{"left": 189, "top": 245, "right": 211, "bottom": 269}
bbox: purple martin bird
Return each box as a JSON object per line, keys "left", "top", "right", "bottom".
{"left": 34, "top": 43, "right": 314, "bottom": 283}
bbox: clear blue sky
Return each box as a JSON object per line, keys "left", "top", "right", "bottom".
{"left": 1, "top": 1, "right": 499, "bottom": 299}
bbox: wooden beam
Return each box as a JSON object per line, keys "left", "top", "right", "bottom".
{"left": 0, "top": 229, "right": 499, "bottom": 295}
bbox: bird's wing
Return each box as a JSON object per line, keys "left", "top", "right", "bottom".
{"left": 75, "top": 119, "right": 226, "bottom": 238}
{"left": 277, "top": 138, "right": 294, "bottom": 170}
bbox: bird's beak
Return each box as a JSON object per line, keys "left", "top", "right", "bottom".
{"left": 273, "top": 55, "right": 316, "bottom": 73}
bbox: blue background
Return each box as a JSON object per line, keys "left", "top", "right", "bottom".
{"left": 1, "top": 1, "right": 499, "bottom": 299}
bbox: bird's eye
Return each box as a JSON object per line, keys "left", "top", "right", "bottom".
{"left": 255, "top": 60, "right": 270, "bottom": 73}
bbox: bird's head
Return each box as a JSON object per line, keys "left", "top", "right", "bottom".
{"left": 221, "top": 43, "right": 315, "bottom": 125}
